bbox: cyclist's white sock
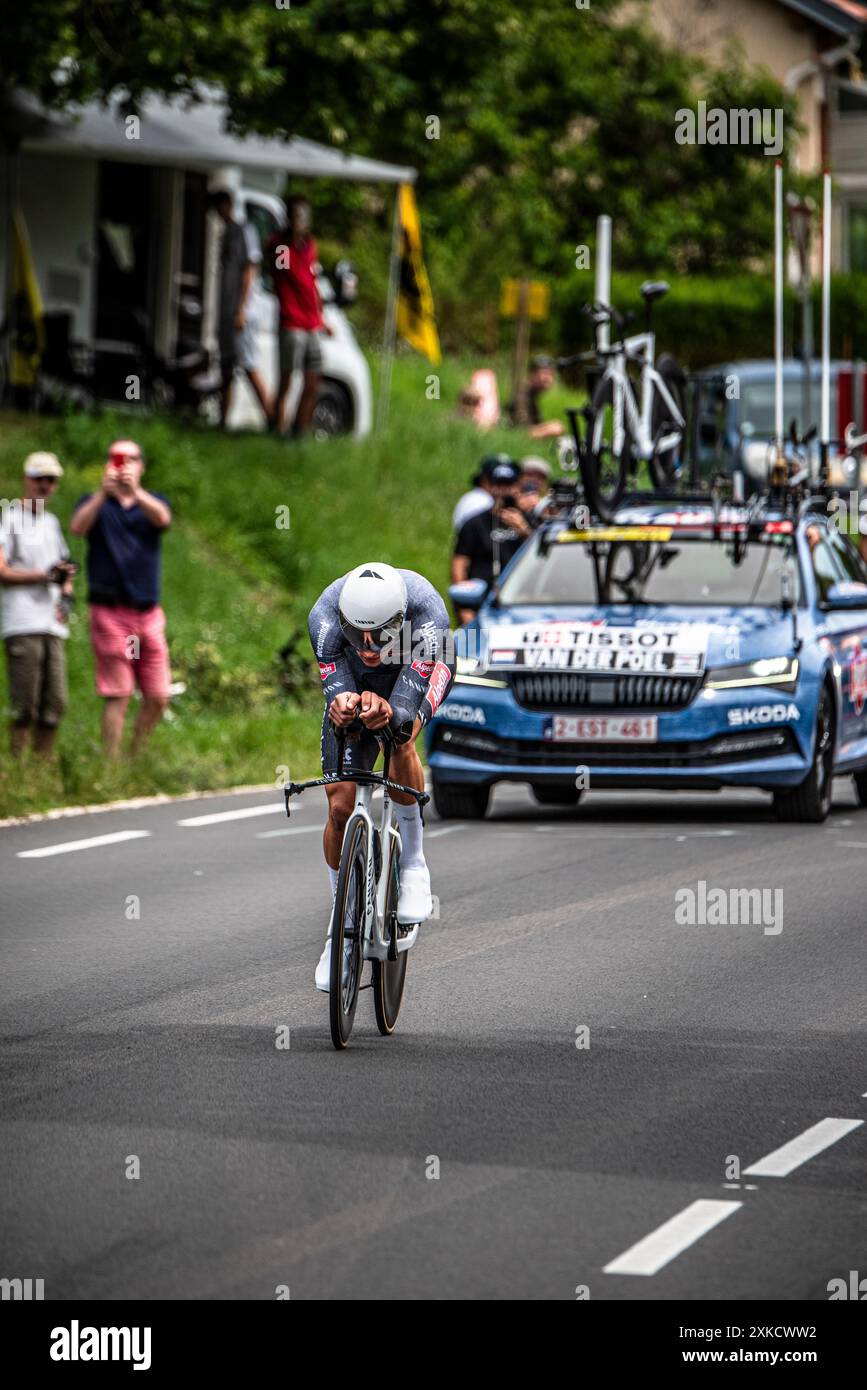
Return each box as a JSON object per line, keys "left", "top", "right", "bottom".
{"left": 393, "top": 802, "right": 425, "bottom": 869}
{"left": 327, "top": 864, "right": 339, "bottom": 897}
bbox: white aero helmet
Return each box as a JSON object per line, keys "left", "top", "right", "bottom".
{"left": 338, "top": 562, "right": 408, "bottom": 650}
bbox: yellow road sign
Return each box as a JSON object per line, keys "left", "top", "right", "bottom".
{"left": 500, "top": 278, "right": 549, "bottom": 320}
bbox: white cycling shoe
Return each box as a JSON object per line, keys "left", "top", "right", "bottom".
{"left": 314, "top": 937, "right": 333, "bottom": 992}
{"left": 315, "top": 896, "right": 356, "bottom": 993}
{"left": 397, "top": 863, "right": 433, "bottom": 925}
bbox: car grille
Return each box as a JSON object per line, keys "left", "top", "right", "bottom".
{"left": 510, "top": 672, "right": 701, "bottom": 711}
{"left": 431, "top": 725, "right": 797, "bottom": 769}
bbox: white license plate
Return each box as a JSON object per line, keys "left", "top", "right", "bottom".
{"left": 552, "top": 715, "right": 658, "bottom": 743}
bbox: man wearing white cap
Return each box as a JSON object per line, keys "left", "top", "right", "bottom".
{"left": 0, "top": 453, "right": 76, "bottom": 756}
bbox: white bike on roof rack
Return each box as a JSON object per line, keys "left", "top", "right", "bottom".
{"left": 583, "top": 281, "right": 687, "bottom": 517}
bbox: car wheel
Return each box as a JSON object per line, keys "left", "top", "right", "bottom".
{"left": 531, "top": 784, "right": 584, "bottom": 807}
{"left": 432, "top": 780, "right": 490, "bottom": 820}
{"left": 854, "top": 769, "right": 867, "bottom": 807}
{"left": 312, "top": 380, "right": 352, "bottom": 438}
{"left": 773, "top": 684, "right": 835, "bottom": 824}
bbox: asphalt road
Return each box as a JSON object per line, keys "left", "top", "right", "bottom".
{"left": 1, "top": 777, "right": 866, "bottom": 1301}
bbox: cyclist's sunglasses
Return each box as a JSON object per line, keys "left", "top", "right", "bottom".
{"left": 339, "top": 611, "right": 405, "bottom": 652}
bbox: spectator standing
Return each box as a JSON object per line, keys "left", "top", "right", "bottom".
{"left": 0, "top": 452, "right": 76, "bottom": 756}
{"left": 70, "top": 439, "right": 172, "bottom": 758}
{"left": 451, "top": 459, "right": 535, "bottom": 623}
{"left": 519, "top": 455, "right": 552, "bottom": 494}
{"left": 210, "top": 190, "right": 272, "bottom": 428}
{"left": 508, "top": 355, "right": 564, "bottom": 439}
{"left": 267, "top": 195, "right": 333, "bottom": 439}
{"left": 452, "top": 453, "right": 516, "bottom": 532}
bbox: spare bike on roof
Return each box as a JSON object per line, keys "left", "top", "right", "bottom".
{"left": 557, "top": 282, "right": 686, "bottom": 521}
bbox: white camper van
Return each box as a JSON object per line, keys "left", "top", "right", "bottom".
{"left": 0, "top": 90, "right": 413, "bottom": 436}
{"left": 228, "top": 188, "right": 372, "bottom": 437}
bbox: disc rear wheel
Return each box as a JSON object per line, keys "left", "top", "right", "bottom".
{"left": 373, "top": 841, "right": 408, "bottom": 1035}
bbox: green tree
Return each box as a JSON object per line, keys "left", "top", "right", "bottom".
{"left": 0, "top": 0, "right": 802, "bottom": 350}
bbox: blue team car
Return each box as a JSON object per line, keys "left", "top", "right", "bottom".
{"left": 428, "top": 497, "right": 867, "bottom": 822}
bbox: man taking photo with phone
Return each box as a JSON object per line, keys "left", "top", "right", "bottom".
{"left": 70, "top": 439, "right": 172, "bottom": 758}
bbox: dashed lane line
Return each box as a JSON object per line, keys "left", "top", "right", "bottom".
{"left": 177, "top": 804, "right": 285, "bottom": 827}
{"left": 603, "top": 1199, "right": 742, "bottom": 1277}
{"left": 16, "top": 830, "right": 151, "bottom": 859}
{"left": 743, "top": 1117, "right": 863, "bottom": 1178}
{"left": 257, "top": 826, "right": 321, "bottom": 840}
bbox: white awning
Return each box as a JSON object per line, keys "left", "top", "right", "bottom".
{"left": 16, "top": 89, "right": 416, "bottom": 184}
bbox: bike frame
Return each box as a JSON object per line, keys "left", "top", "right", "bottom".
{"left": 595, "top": 330, "right": 685, "bottom": 459}
{"left": 343, "top": 779, "right": 419, "bottom": 963}
{"left": 283, "top": 728, "right": 427, "bottom": 964}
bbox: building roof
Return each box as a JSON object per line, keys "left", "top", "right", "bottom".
{"left": 8, "top": 88, "right": 416, "bottom": 184}
{"left": 778, "top": 0, "right": 867, "bottom": 36}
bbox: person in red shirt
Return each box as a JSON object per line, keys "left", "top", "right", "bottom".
{"left": 266, "top": 196, "right": 333, "bottom": 439}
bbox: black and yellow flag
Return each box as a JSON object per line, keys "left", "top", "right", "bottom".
{"left": 9, "top": 211, "right": 45, "bottom": 389}
{"left": 395, "top": 184, "right": 441, "bottom": 365}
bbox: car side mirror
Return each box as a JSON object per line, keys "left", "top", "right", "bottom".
{"left": 820, "top": 581, "right": 867, "bottom": 611}
{"left": 449, "top": 579, "right": 488, "bottom": 611}
{"left": 333, "top": 259, "right": 358, "bottom": 308}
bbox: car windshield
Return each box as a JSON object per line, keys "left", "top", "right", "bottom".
{"left": 497, "top": 532, "right": 802, "bottom": 607}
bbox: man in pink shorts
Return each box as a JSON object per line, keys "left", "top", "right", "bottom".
{"left": 70, "top": 440, "right": 172, "bottom": 757}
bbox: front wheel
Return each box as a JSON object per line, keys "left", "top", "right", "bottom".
{"left": 312, "top": 381, "right": 352, "bottom": 439}
{"left": 373, "top": 840, "right": 407, "bottom": 1035}
{"left": 773, "top": 686, "right": 835, "bottom": 824}
{"left": 586, "top": 374, "right": 633, "bottom": 519}
{"left": 329, "top": 817, "right": 367, "bottom": 1049}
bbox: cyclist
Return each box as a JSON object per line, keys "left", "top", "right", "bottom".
{"left": 307, "top": 562, "right": 454, "bottom": 991}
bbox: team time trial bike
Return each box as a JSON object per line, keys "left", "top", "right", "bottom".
{"left": 560, "top": 281, "right": 687, "bottom": 519}
{"left": 284, "top": 718, "right": 429, "bottom": 1050}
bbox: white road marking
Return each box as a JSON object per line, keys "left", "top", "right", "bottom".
{"left": 427, "top": 826, "right": 461, "bottom": 838}
{"left": 258, "top": 825, "right": 321, "bottom": 839}
{"left": 177, "top": 804, "right": 284, "bottom": 827}
{"left": 603, "top": 1199, "right": 741, "bottom": 1276}
{"left": 17, "top": 829, "right": 151, "bottom": 859}
{"left": 836, "top": 841, "right": 867, "bottom": 849}
{"left": 744, "top": 1117, "right": 863, "bottom": 1178}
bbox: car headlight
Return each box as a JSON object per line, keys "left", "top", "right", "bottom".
{"left": 704, "top": 656, "right": 799, "bottom": 693}
{"left": 454, "top": 653, "right": 509, "bottom": 688}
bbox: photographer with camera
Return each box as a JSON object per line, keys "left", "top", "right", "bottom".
{"left": 451, "top": 458, "right": 535, "bottom": 625}
{"left": 0, "top": 453, "right": 77, "bottom": 757}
